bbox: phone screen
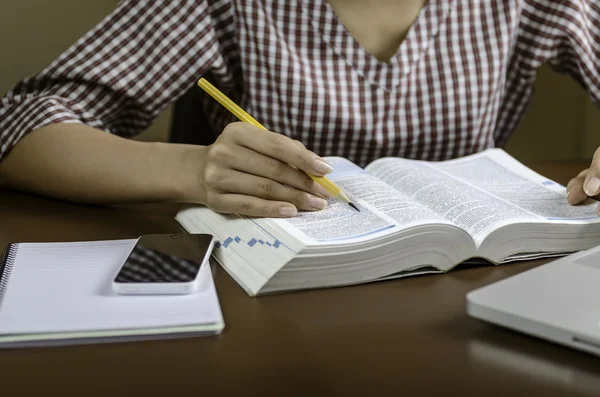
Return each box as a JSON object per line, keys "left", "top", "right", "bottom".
{"left": 114, "top": 234, "right": 214, "bottom": 283}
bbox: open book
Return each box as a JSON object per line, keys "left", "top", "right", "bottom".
{"left": 176, "top": 149, "right": 600, "bottom": 296}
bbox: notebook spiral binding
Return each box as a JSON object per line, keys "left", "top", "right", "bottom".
{"left": 0, "top": 243, "right": 17, "bottom": 307}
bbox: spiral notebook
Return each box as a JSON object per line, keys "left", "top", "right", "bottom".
{"left": 0, "top": 239, "right": 224, "bottom": 348}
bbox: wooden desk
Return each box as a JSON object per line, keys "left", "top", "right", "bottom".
{"left": 0, "top": 162, "right": 599, "bottom": 396}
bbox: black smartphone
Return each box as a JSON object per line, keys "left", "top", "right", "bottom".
{"left": 112, "top": 233, "right": 215, "bottom": 295}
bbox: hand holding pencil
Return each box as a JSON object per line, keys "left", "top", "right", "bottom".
{"left": 194, "top": 78, "right": 357, "bottom": 218}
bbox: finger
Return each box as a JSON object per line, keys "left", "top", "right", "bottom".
{"left": 208, "top": 193, "right": 298, "bottom": 218}
{"left": 292, "top": 139, "right": 306, "bottom": 148}
{"left": 229, "top": 124, "right": 333, "bottom": 176}
{"left": 220, "top": 145, "right": 332, "bottom": 198}
{"left": 566, "top": 169, "right": 586, "bottom": 200}
{"left": 566, "top": 174, "right": 588, "bottom": 205}
{"left": 215, "top": 170, "right": 328, "bottom": 211}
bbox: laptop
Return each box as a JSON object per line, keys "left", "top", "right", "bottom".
{"left": 466, "top": 245, "right": 600, "bottom": 358}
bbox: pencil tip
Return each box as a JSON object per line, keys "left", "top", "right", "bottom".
{"left": 349, "top": 202, "right": 360, "bottom": 212}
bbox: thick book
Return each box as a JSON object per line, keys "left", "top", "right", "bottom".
{"left": 175, "top": 149, "right": 600, "bottom": 296}
{"left": 0, "top": 239, "right": 224, "bottom": 347}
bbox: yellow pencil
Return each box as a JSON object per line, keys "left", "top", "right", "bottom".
{"left": 197, "top": 77, "right": 358, "bottom": 211}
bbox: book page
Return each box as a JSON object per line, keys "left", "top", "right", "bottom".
{"left": 272, "top": 157, "right": 450, "bottom": 245}
{"left": 366, "top": 149, "right": 600, "bottom": 242}
{"left": 364, "top": 152, "right": 538, "bottom": 241}
{"left": 432, "top": 149, "right": 599, "bottom": 221}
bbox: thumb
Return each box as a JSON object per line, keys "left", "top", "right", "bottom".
{"left": 583, "top": 155, "right": 600, "bottom": 198}
{"left": 583, "top": 172, "right": 600, "bottom": 197}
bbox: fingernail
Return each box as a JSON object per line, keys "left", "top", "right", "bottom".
{"left": 279, "top": 206, "right": 297, "bottom": 217}
{"left": 313, "top": 159, "right": 333, "bottom": 175}
{"left": 314, "top": 183, "right": 332, "bottom": 198}
{"left": 585, "top": 177, "right": 600, "bottom": 196}
{"left": 308, "top": 195, "right": 328, "bottom": 210}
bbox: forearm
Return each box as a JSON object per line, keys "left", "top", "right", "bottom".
{"left": 0, "top": 123, "right": 206, "bottom": 204}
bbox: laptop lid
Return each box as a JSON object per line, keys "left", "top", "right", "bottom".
{"left": 466, "top": 246, "right": 600, "bottom": 358}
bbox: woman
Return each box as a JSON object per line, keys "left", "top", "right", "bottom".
{"left": 0, "top": 0, "right": 599, "bottom": 217}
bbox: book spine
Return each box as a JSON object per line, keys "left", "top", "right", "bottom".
{"left": 0, "top": 243, "right": 17, "bottom": 307}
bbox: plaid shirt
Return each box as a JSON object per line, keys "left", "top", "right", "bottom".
{"left": 1, "top": 0, "right": 600, "bottom": 168}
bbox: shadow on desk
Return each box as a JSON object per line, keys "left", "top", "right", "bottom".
{"left": 467, "top": 326, "right": 600, "bottom": 395}
{"left": 0, "top": 189, "right": 184, "bottom": 244}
